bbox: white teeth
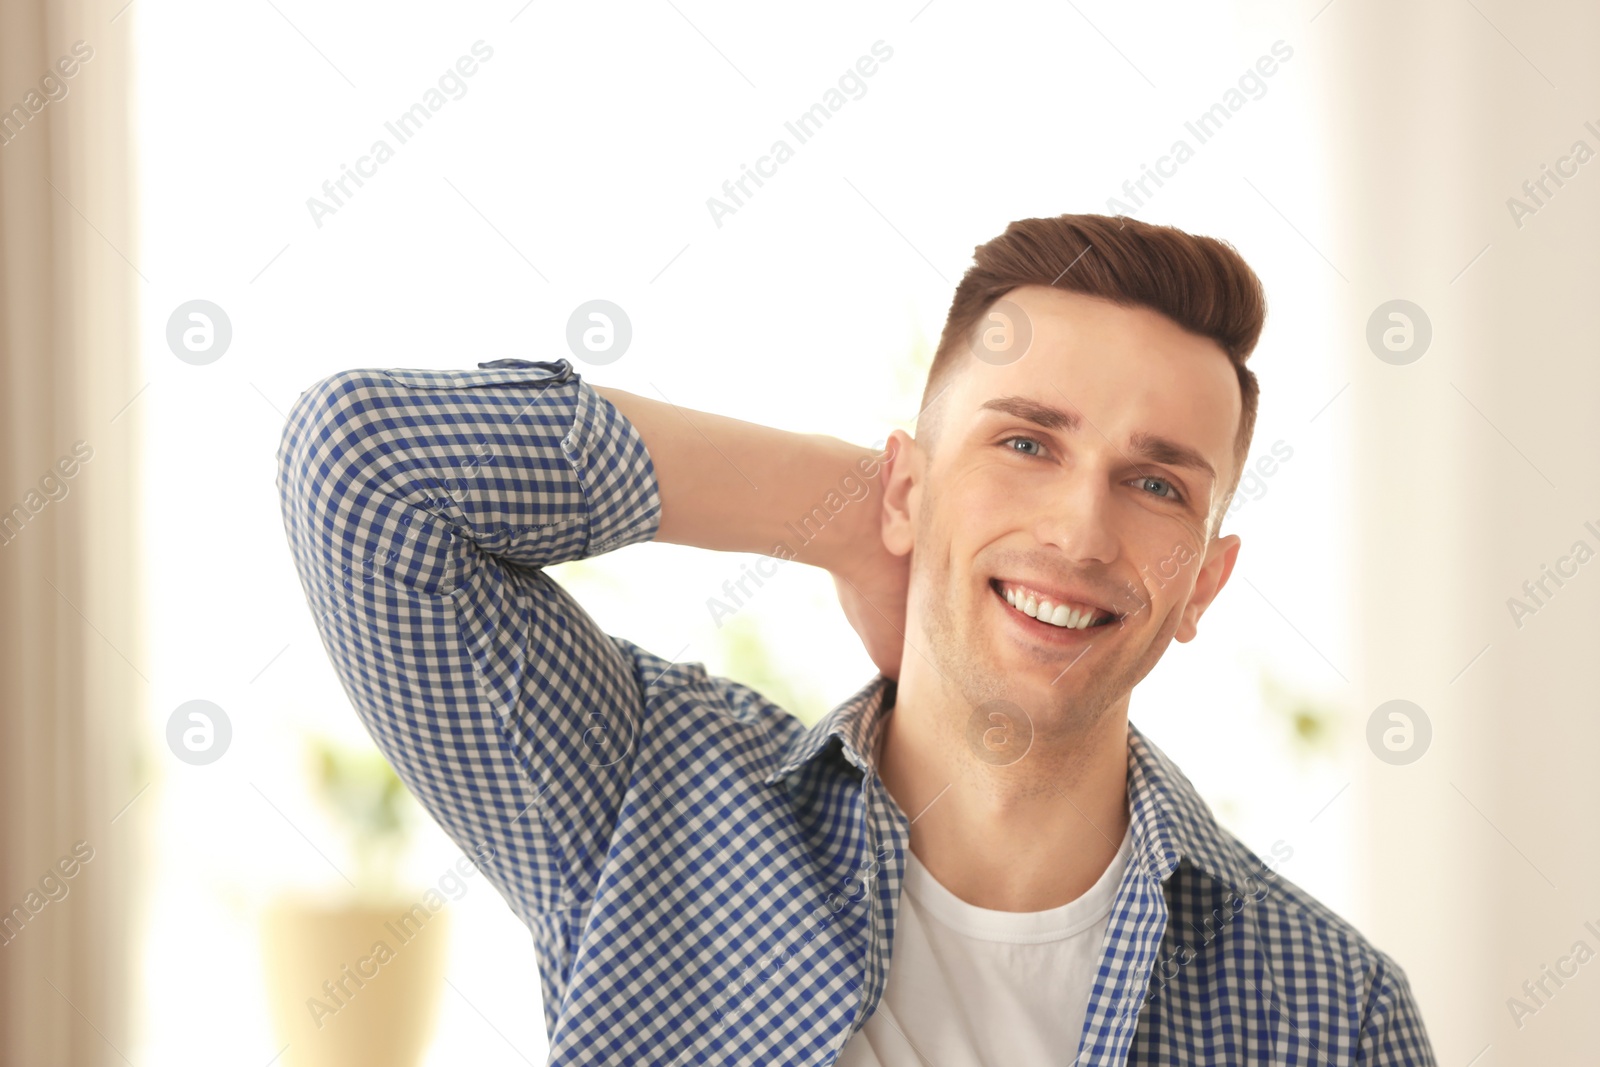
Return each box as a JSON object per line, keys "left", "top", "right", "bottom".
{"left": 1000, "top": 582, "right": 1103, "bottom": 630}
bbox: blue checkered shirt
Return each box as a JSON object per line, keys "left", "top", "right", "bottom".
{"left": 275, "top": 358, "right": 1437, "bottom": 1065}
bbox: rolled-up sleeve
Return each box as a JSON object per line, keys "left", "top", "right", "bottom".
{"left": 274, "top": 357, "right": 662, "bottom": 933}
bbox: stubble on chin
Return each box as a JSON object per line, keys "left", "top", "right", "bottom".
{"left": 914, "top": 546, "right": 1182, "bottom": 771}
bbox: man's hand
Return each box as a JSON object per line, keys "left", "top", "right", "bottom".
{"left": 831, "top": 542, "right": 910, "bottom": 682}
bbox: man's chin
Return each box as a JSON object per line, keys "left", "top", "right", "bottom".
{"left": 984, "top": 629, "right": 1140, "bottom": 716}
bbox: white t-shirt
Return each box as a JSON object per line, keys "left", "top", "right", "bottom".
{"left": 837, "top": 823, "right": 1133, "bottom": 1067}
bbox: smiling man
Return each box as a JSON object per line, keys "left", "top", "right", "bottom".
{"left": 276, "top": 213, "right": 1436, "bottom": 1065}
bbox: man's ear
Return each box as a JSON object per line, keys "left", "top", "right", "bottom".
{"left": 880, "top": 428, "right": 921, "bottom": 559}
{"left": 1176, "top": 533, "right": 1241, "bottom": 643}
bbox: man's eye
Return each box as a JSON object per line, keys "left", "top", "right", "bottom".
{"left": 1136, "top": 475, "right": 1183, "bottom": 502}
{"left": 1001, "top": 435, "right": 1045, "bottom": 457}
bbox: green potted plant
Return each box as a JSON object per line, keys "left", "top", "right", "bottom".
{"left": 259, "top": 737, "right": 451, "bottom": 1067}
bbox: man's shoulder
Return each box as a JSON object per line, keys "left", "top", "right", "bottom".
{"left": 1130, "top": 724, "right": 1422, "bottom": 1023}
{"left": 1178, "top": 817, "right": 1407, "bottom": 986}
{"left": 1174, "top": 821, "right": 1431, "bottom": 1057}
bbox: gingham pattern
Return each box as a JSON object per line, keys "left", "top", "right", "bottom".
{"left": 274, "top": 358, "right": 1437, "bottom": 1066}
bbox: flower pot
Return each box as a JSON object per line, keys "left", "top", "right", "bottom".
{"left": 260, "top": 895, "right": 450, "bottom": 1067}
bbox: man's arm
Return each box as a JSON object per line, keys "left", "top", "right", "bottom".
{"left": 591, "top": 384, "right": 877, "bottom": 565}
{"left": 275, "top": 359, "right": 903, "bottom": 929}
{"left": 593, "top": 384, "right": 908, "bottom": 678}
{"left": 275, "top": 359, "right": 669, "bottom": 934}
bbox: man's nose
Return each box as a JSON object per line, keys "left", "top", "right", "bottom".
{"left": 1036, "top": 474, "right": 1119, "bottom": 566}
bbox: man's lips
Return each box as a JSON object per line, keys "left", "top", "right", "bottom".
{"left": 989, "top": 578, "right": 1121, "bottom": 629}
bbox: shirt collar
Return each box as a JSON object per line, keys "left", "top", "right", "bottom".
{"left": 762, "top": 674, "right": 895, "bottom": 786}
{"left": 764, "top": 675, "right": 1265, "bottom": 896}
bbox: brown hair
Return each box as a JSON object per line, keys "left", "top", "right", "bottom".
{"left": 917, "top": 213, "right": 1266, "bottom": 530}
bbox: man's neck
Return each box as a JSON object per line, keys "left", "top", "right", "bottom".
{"left": 874, "top": 686, "right": 1132, "bottom": 913}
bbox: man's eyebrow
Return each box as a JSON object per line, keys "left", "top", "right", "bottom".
{"left": 1126, "top": 431, "right": 1216, "bottom": 485}
{"left": 978, "top": 395, "right": 1079, "bottom": 432}
{"left": 977, "top": 394, "right": 1217, "bottom": 485}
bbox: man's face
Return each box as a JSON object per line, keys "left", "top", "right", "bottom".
{"left": 882, "top": 285, "right": 1244, "bottom": 737}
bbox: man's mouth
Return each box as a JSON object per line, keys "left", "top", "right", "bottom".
{"left": 990, "top": 579, "right": 1121, "bottom": 631}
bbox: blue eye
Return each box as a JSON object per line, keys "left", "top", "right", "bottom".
{"left": 1001, "top": 435, "right": 1045, "bottom": 456}
{"left": 1136, "top": 475, "right": 1182, "bottom": 501}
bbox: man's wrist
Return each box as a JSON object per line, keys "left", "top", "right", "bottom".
{"left": 594, "top": 381, "right": 894, "bottom": 571}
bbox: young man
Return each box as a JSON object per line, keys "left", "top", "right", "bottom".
{"left": 276, "top": 214, "right": 1436, "bottom": 1065}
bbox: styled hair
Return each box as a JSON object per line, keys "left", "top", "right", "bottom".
{"left": 917, "top": 213, "right": 1267, "bottom": 529}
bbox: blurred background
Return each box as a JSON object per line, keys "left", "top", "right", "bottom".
{"left": 1, "top": 0, "right": 1595, "bottom": 1062}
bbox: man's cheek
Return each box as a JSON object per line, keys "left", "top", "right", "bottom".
{"left": 1141, "top": 598, "right": 1190, "bottom": 647}
{"left": 1120, "top": 582, "right": 1154, "bottom": 624}
{"left": 964, "top": 481, "right": 1023, "bottom": 519}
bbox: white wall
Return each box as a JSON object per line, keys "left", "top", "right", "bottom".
{"left": 1322, "top": 0, "right": 1600, "bottom": 1060}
